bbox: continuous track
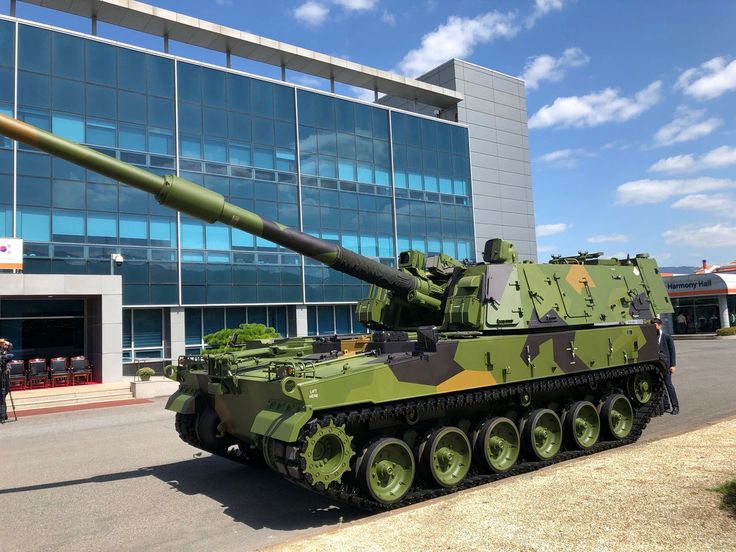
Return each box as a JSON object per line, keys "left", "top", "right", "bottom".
{"left": 177, "top": 362, "right": 664, "bottom": 511}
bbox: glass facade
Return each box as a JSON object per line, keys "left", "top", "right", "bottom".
{"left": 0, "top": 18, "right": 476, "bottom": 355}
{"left": 672, "top": 297, "right": 723, "bottom": 334}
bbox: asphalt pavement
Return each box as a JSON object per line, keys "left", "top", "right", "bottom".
{"left": 1, "top": 339, "right": 733, "bottom": 551}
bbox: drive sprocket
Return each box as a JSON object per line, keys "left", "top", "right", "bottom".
{"left": 300, "top": 418, "right": 355, "bottom": 488}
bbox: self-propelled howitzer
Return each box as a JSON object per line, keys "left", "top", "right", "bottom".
{"left": 0, "top": 114, "right": 674, "bottom": 510}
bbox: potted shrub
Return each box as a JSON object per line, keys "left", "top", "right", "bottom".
{"left": 136, "top": 367, "right": 155, "bottom": 381}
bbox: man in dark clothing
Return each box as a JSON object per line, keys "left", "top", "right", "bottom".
{"left": 652, "top": 318, "right": 679, "bottom": 415}
{"left": 0, "top": 338, "right": 9, "bottom": 423}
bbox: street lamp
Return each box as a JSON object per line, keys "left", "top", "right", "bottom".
{"left": 110, "top": 253, "right": 125, "bottom": 275}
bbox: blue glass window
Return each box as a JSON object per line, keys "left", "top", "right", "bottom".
{"left": 0, "top": 21, "right": 14, "bottom": 69}
{"left": 88, "top": 212, "right": 117, "bottom": 238}
{"left": 52, "top": 180, "right": 85, "bottom": 208}
{"left": 133, "top": 309, "right": 162, "bottom": 347}
{"left": 185, "top": 308, "right": 202, "bottom": 345}
{"left": 119, "top": 124, "right": 146, "bottom": 151}
{"left": 19, "top": 72, "right": 50, "bottom": 108}
{"left": 18, "top": 207, "right": 51, "bottom": 242}
{"left": 86, "top": 119, "right": 116, "bottom": 147}
{"left": 182, "top": 220, "right": 205, "bottom": 249}
{"left": 150, "top": 218, "right": 176, "bottom": 247}
{"left": 206, "top": 225, "right": 230, "bottom": 250}
{"left": 52, "top": 78, "right": 84, "bottom": 114}
{"left": 251, "top": 80, "right": 274, "bottom": 118}
{"left": 52, "top": 33, "right": 84, "bottom": 80}
{"left": 120, "top": 214, "right": 148, "bottom": 240}
{"left": 52, "top": 113, "right": 85, "bottom": 142}
{"left": 147, "top": 55, "right": 173, "bottom": 98}
{"left": 53, "top": 209, "right": 85, "bottom": 237}
{"left": 86, "top": 41, "right": 116, "bottom": 86}
{"left": 19, "top": 26, "right": 50, "bottom": 73}
{"left": 148, "top": 97, "right": 174, "bottom": 129}
{"left": 118, "top": 48, "right": 146, "bottom": 93}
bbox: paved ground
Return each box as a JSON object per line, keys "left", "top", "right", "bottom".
{"left": 0, "top": 339, "right": 734, "bottom": 551}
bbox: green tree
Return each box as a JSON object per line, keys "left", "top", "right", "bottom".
{"left": 204, "top": 323, "right": 281, "bottom": 353}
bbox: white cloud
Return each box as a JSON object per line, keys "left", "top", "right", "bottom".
{"left": 615, "top": 177, "right": 736, "bottom": 205}
{"left": 294, "top": 1, "right": 330, "bottom": 26}
{"left": 526, "top": 0, "right": 567, "bottom": 28}
{"left": 663, "top": 224, "right": 736, "bottom": 248}
{"left": 587, "top": 234, "right": 629, "bottom": 244}
{"left": 521, "top": 47, "right": 589, "bottom": 90}
{"left": 381, "top": 10, "right": 396, "bottom": 25}
{"left": 647, "top": 154, "right": 696, "bottom": 173}
{"left": 332, "top": 0, "right": 377, "bottom": 9}
{"left": 676, "top": 57, "right": 736, "bottom": 100}
{"left": 537, "top": 243, "right": 559, "bottom": 254}
{"left": 528, "top": 81, "right": 662, "bottom": 129}
{"left": 537, "top": 148, "right": 593, "bottom": 168}
{"left": 214, "top": 0, "right": 233, "bottom": 6}
{"left": 536, "top": 223, "right": 568, "bottom": 237}
{"left": 648, "top": 145, "right": 736, "bottom": 174}
{"left": 671, "top": 193, "right": 736, "bottom": 217}
{"left": 397, "top": 12, "right": 518, "bottom": 77}
{"left": 347, "top": 86, "right": 378, "bottom": 102}
{"left": 653, "top": 106, "right": 722, "bottom": 146}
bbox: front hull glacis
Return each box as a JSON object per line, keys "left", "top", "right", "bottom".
{"left": 165, "top": 323, "right": 666, "bottom": 509}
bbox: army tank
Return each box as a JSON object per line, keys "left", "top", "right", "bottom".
{"left": 0, "top": 114, "right": 673, "bottom": 509}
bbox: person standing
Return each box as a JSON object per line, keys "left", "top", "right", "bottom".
{"left": 676, "top": 312, "right": 687, "bottom": 334}
{"left": 0, "top": 338, "right": 9, "bottom": 423}
{"left": 652, "top": 318, "right": 679, "bottom": 415}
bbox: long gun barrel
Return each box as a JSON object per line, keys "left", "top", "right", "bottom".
{"left": 0, "top": 114, "right": 418, "bottom": 296}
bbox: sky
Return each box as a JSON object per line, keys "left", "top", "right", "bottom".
{"left": 6, "top": 0, "right": 736, "bottom": 267}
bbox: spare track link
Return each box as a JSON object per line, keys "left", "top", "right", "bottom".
{"left": 273, "top": 362, "right": 664, "bottom": 511}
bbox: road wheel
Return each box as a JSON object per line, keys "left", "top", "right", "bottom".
{"left": 563, "top": 401, "right": 600, "bottom": 449}
{"left": 356, "top": 437, "right": 415, "bottom": 505}
{"left": 628, "top": 372, "right": 654, "bottom": 404}
{"left": 418, "top": 426, "right": 472, "bottom": 487}
{"left": 472, "top": 417, "right": 520, "bottom": 473}
{"left": 523, "top": 408, "right": 562, "bottom": 460}
{"left": 601, "top": 394, "right": 634, "bottom": 440}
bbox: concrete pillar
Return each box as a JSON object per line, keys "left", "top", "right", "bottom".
{"left": 100, "top": 280, "right": 123, "bottom": 383}
{"left": 10, "top": 0, "right": 16, "bottom": 17}
{"left": 295, "top": 305, "right": 309, "bottom": 337}
{"left": 163, "top": 33, "right": 169, "bottom": 54}
{"left": 719, "top": 295, "right": 730, "bottom": 328}
{"left": 91, "top": 15, "right": 97, "bottom": 36}
{"left": 170, "top": 307, "right": 186, "bottom": 360}
{"left": 226, "top": 49, "right": 232, "bottom": 68}
{"left": 330, "top": 76, "right": 335, "bottom": 93}
{"left": 281, "top": 64, "right": 286, "bottom": 81}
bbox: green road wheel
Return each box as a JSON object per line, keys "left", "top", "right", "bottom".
{"left": 356, "top": 437, "right": 415, "bottom": 505}
{"left": 563, "top": 401, "right": 600, "bottom": 450}
{"left": 601, "top": 394, "right": 634, "bottom": 440}
{"left": 629, "top": 372, "right": 654, "bottom": 404}
{"left": 472, "top": 417, "right": 520, "bottom": 473}
{"left": 419, "top": 426, "right": 472, "bottom": 487}
{"left": 300, "top": 419, "right": 355, "bottom": 487}
{"left": 523, "top": 408, "right": 562, "bottom": 460}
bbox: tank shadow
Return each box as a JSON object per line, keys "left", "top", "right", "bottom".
{"left": 0, "top": 453, "right": 367, "bottom": 531}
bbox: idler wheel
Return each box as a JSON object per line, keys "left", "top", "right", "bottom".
{"left": 195, "top": 407, "right": 231, "bottom": 453}
{"left": 601, "top": 394, "right": 634, "bottom": 440}
{"left": 355, "top": 437, "right": 415, "bottom": 505}
{"left": 472, "top": 417, "right": 520, "bottom": 473}
{"left": 628, "top": 372, "right": 654, "bottom": 404}
{"left": 563, "top": 401, "right": 600, "bottom": 450}
{"left": 300, "top": 419, "right": 355, "bottom": 488}
{"left": 522, "top": 408, "right": 562, "bottom": 460}
{"left": 418, "top": 426, "right": 472, "bottom": 487}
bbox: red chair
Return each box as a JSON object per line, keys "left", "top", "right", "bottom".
{"left": 70, "top": 356, "right": 92, "bottom": 385}
{"left": 49, "top": 357, "right": 70, "bottom": 387}
{"left": 28, "top": 358, "right": 48, "bottom": 388}
{"left": 7, "top": 359, "right": 28, "bottom": 390}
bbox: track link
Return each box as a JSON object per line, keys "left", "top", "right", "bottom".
{"left": 271, "top": 363, "right": 664, "bottom": 510}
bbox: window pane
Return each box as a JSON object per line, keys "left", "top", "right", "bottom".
{"left": 53, "top": 209, "right": 85, "bottom": 237}
{"left": 86, "top": 41, "right": 116, "bottom": 86}
{"left": 18, "top": 207, "right": 50, "bottom": 242}
{"left": 148, "top": 97, "right": 174, "bottom": 129}
{"left": 19, "top": 26, "right": 50, "bottom": 73}
{"left": 52, "top": 33, "right": 84, "bottom": 80}
{"left": 86, "top": 119, "right": 117, "bottom": 147}
{"left": 185, "top": 308, "right": 202, "bottom": 345}
{"left": 133, "top": 309, "right": 163, "bottom": 348}
{"left": 88, "top": 212, "right": 117, "bottom": 237}
{"left": 52, "top": 78, "right": 84, "bottom": 114}
{"left": 251, "top": 80, "right": 273, "bottom": 117}
{"left": 118, "top": 48, "right": 146, "bottom": 93}
{"left": 147, "top": 55, "right": 173, "bottom": 98}
{"left": 52, "top": 180, "right": 85, "bottom": 208}
{"left": 52, "top": 113, "right": 84, "bottom": 142}
{"left": 120, "top": 214, "right": 147, "bottom": 239}
{"left": 119, "top": 124, "right": 146, "bottom": 151}
{"left": 19, "top": 72, "right": 50, "bottom": 108}
{"left": 182, "top": 219, "right": 204, "bottom": 249}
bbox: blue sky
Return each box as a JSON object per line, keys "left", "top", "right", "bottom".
{"left": 7, "top": 0, "right": 736, "bottom": 267}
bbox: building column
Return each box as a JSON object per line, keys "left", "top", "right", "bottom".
{"left": 170, "top": 307, "right": 186, "bottom": 360}
{"left": 719, "top": 295, "right": 730, "bottom": 328}
{"left": 295, "top": 305, "right": 309, "bottom": 337}
{"left": 100, "top": 283, "right": 123, "bottom": 383}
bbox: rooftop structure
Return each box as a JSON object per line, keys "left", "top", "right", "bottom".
{"left": 16, "top": 0, "right": 464, "bottom": 108}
